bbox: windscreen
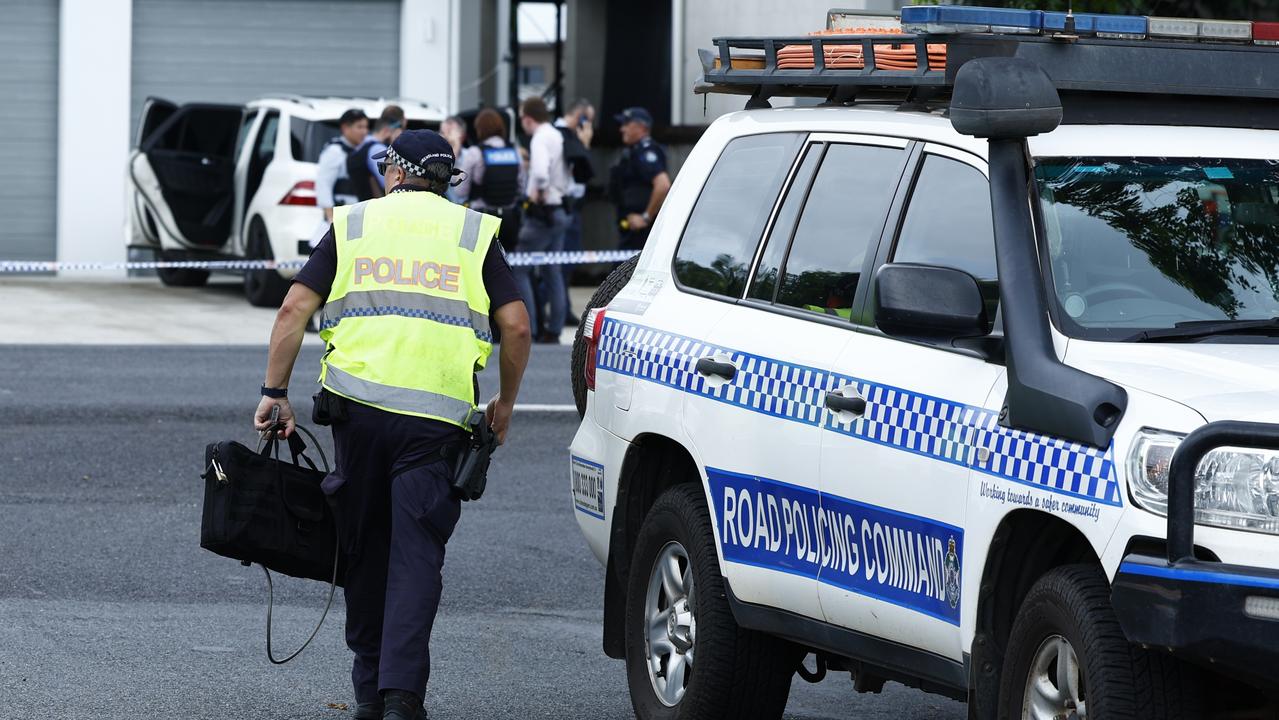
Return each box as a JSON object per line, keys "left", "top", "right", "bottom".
{"left": 1035, "top": 157, "right": 1279, "bottom": 341}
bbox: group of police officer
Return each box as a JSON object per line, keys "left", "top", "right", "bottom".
{"left": 251, "top": 105, "right": 668, "bottom": 719}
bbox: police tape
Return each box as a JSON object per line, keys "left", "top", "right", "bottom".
{"left": 0, "top": 249, "right": 640, "bottom": 274}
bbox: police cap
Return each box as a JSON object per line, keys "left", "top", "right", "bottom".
{"left": 372, "top": 129, "right": 462, "bottom": 178}
{"left": 614, "top": 107, "right": 653, "bottom": 127}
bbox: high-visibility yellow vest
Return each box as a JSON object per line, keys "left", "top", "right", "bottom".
{"left": 319, "top": 191, "right": 501, "bottom": 428}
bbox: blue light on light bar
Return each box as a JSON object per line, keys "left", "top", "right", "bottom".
{"left": 901, "top": 6, "right": 1044, "bottom": 34}
{"left": 1042, "top": 12, "right": 1148, "bottom": 39}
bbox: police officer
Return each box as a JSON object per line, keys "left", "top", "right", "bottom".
{"left": 317, "top": 109, "right": 373, "bottom": 221}
{"left": 253, "top": 130, "right": 532, "bottom": 720}
{"left": 453, "top": 108, "right": 524, "bottom": 251}
{"left": 608, "top": 107, "right": 671, "bottom": 250}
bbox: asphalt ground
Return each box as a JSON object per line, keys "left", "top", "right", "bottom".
{"left": 0, "top": 344, "right": 967, "bottom": 720}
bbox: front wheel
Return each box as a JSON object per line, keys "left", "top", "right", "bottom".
{"left": 625, "top": 483, "right": 799, "bottom": 720}
{"left": 998, "top": 564, "right": 1202, "bottom": 720}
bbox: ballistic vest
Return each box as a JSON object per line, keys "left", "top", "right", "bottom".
{"left": 476, "top": 145, "right": 521, "bottom": 207}
{"left": 346, "top": 141, "right": 381, "bottom": 201}
{"left": 326, "top": 136, "right": 358, "bottom": 202}
{"left": 319, "top": 191, "right": 501, "bottom": 428}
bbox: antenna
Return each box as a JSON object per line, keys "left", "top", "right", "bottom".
{"left": 1065, "top": 1, "right": 1076, "bottom": 34}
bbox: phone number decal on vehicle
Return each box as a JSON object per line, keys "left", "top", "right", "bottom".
{"left": 571, "top": 456, "right": 606, "bottom": 520}
{"left": 708, "top": 467, "right": 963, "bottom": 626}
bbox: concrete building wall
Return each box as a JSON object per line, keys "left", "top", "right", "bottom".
{"left": 58, "top": 0, "right": 132, "bottom": 273}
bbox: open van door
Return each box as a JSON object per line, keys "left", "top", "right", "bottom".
{"left": 128, "top": 101, "right": 243, "bottom": 253}
{"left": 127, "top": 97, "right": 177, "bottom": 250}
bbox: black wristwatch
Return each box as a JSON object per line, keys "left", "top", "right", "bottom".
{"left": 261, "top": 385, "right": 288, "bottom": 399}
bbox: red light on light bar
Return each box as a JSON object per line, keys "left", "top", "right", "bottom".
{"left": 280, "top": 181, "right": 316, "bottom": 206}
{"left": 1255, "top": 22, "right": 1279, "bottom": 45}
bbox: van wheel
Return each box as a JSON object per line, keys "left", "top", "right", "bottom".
{"left": 155, "top": 251, "right": 209, "bottom": 287}
{"left": 571, "top": 254, "right": 639, "bottom": 417}
{"left": 625, "top": 484, "right": 799, "bottom": 720}
{"left": 243, "top": 218, "right": 290, "bottom": 307}
{"left": 998, "top": 564, "right": 1202, "bottom": 720}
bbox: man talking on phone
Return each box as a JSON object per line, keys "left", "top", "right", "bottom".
{"left": 252, "top": 129, "right": 531, "bottom": 719}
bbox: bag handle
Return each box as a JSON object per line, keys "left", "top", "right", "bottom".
{"left": 253, "top": 418, "right": 338, "bottom": 664}
{"left": 261, "top": 536, "right": 339, "bottom": 664}
{"left": 257, "top": 422, "right": 330, "bottom": 474}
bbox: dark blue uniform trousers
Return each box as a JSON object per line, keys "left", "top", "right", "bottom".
{"left": 325, "top": 400, "right": 464, "bottom": 705}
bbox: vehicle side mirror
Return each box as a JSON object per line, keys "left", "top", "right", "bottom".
{"left": 874, "top": 264, "right": 988, "bottom": 341}
{"left": 950, "top": 57, "right": 1062, "bottom": 140}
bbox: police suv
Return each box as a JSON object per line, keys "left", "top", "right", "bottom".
{"left": 568, "top": 7, "right": 1279, "bottom": 719}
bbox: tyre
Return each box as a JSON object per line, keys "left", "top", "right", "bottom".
{"left": 998, "top": 564, "right": 1202, "bottom": 720}
{"left": 155, "top": 250, "right": 210, "bottom": 287}
{"left": 625, "top": 483, "right": 799, "bottom": 720}
{"left": 571, "top": 254, "right": 639, "bottom": 417}
{"left": 243, "top": 217, "right": 291, "bottom": 307}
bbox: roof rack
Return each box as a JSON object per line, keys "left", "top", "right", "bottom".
{"left": 698, "top": 32, "right": 1279, "bottom": 110}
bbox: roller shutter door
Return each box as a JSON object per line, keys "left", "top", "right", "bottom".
{"left": 0, "top": 1, "right": 59, "bottom": 261}
{"left": 131, "top": 0, "right": 401, "bottom": 135}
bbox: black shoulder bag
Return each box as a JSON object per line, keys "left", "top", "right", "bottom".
{"left": 200, "top": 420, "right": 341, "bottom": 663}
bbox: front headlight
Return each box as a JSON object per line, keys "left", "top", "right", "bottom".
{"left": 1129, "top": 429, "right": 1279, "bottom": 535}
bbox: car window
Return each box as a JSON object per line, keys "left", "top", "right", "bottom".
{"left": 236, "top": 112, "right": 259, "bottom": 158}
{"left": 673, "top": 133, "right": 803, "bottom": 298}
{"left": 749, "top": 143, "right": 822, "bottom": 303}
{"left": 775, "top": 143, "right": 905, "bottom": 318}
{"left": 290, "top": 117, "right": 342, "bottom": 163}
{"left": 255, "top": 113, "right": 279, "bottom": 160}
{"left": 892, "top": 153, "right": 998, "bottom": 324}
{"left": 152, "top": 109, "right": 242, "bottom": 158}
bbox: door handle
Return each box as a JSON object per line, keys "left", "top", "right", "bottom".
{"left": 824, "top": 390, "right": 866, "bottom": 416}
{"left": 695, "top": 357, "right": 737, "bottom": 380}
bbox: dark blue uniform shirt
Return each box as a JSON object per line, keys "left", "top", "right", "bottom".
{"left": 611, "top": 137, "right": 668, "bottom": 216}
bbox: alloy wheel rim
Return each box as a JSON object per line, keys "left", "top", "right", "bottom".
{"left": 1022, "top": 634, "right": 1087, "bottom": 720}
{"left": 644, "top": 541, "right": 695, "bottom": 707}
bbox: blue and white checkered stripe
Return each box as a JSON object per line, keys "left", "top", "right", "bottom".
{"left": 596, "top": 318, "right": 1122, "bottom": 507}
{"left": 321, "top": 305, "right": 494, "bottom": 342}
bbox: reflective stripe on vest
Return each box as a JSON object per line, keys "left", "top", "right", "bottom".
{"left": 345, "top": 202, "right": 368, "bottom": 241}
{"left": 321, "top": 192, "right": 501, "bottom": 427}
{"left": 323, "top": 364, "right": 475, "bottom": 426}
{"left": 319, "top": 288, "right": 493, "bottom": 343}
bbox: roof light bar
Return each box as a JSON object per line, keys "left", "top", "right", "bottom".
{"left": 826, "top": 9, "right": 901, "bottom": 33}
{"left": 1255, "top": 22, "right": 1279, "bottom": 46}
{"left": 1199, "top": 19, "right": 1253, "bottom": 42}
{"left": 1042, "top": 11, "right": 1147, "bottom": 39}
{"left": 901, "top": 6, "right": 1043, "bottom": 35}
{"left": 1148, "top": 16, "right": 1253, "bottom": 43}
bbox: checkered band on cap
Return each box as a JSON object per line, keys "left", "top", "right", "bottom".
{"left": 385, "top": 147, "right": 428, "bottom": 177}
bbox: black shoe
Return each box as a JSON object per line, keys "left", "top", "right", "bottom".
{"left": 382, "top": 690, "right": 425, "bottom": 719}
{"left": 535, "top": 332, "right": 561, "bottom": 344}
{"left": 354, "top": 701, "right": 383, "bottom": 720}
{"left": 565, "top": 311, "right": 579, "bottom": 327}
